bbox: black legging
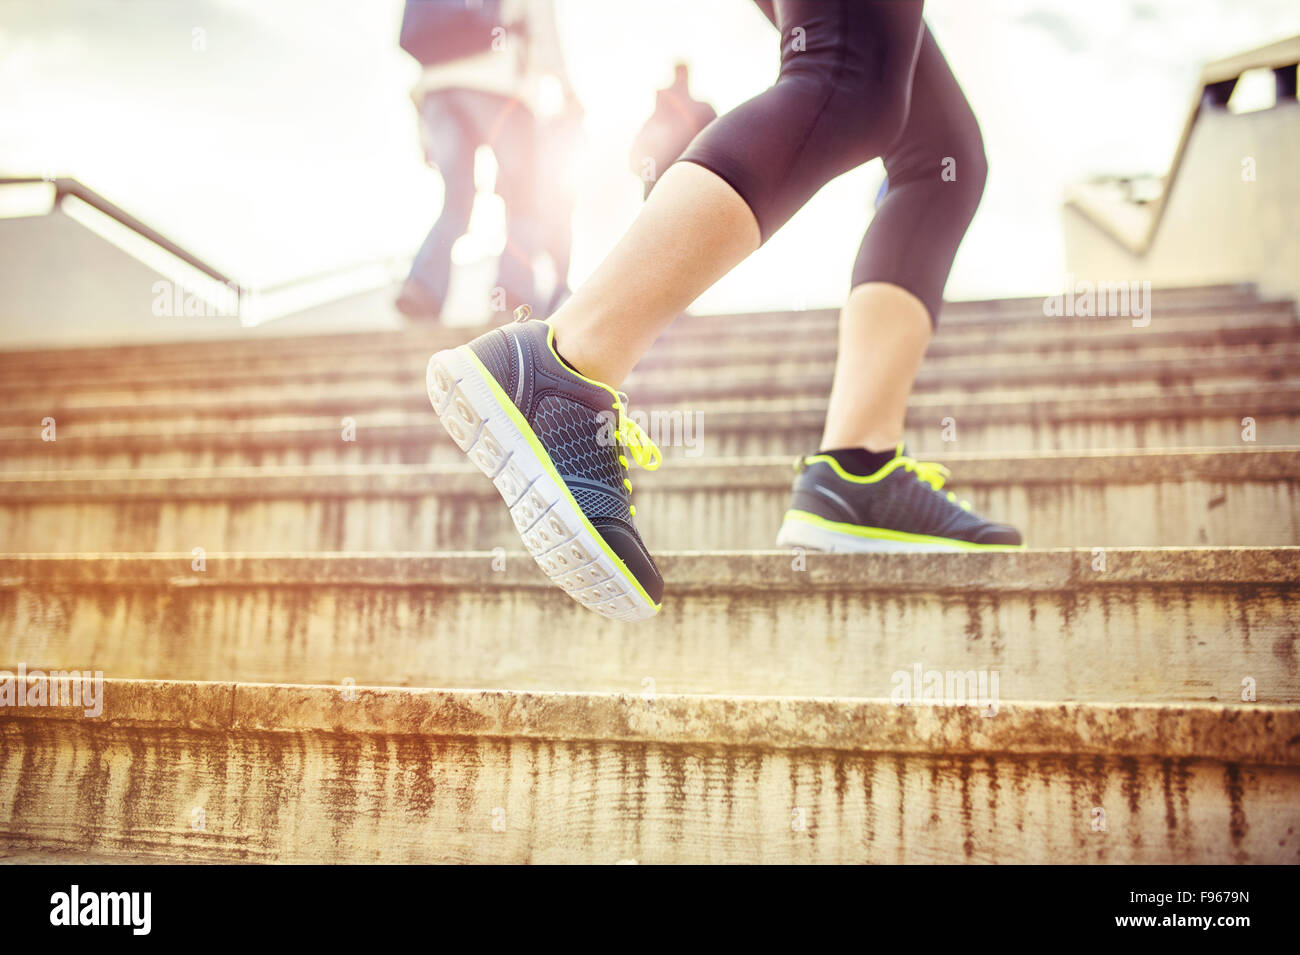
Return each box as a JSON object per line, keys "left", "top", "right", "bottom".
{"left": 678, "top": 0, "right": 985, "bottom": 325}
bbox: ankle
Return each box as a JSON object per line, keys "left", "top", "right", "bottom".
{"left": 546, "top": 324, "right": 626, "bottom": 389}
{"left": 820, "top": 430, "right": 903, "bottom": 456}
{"left": 818, "top": 445, "right": 898, "bottom": 476}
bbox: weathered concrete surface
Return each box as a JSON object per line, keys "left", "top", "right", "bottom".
{"left": 632, "top": 349, "right": 1300, "bottom": 405}
{"left": 6, "top": 379, "right": 1295, "bottom": 447}
{"left": 0, "top": 449, "right": 1294, "bottom": 552}
{"left": 1, "top": 680, "right": 1295, "bottom": 863}
{"left": 1065, "top": 95, "right": 1300, "bottom": 304}
{"left": 3, "top": 384, "right": 1295, "bottom": 471}
{"left": 0, "top": 283, "right": 1294, "bottom": 864}
{"left": 2, "top": 338, "right": 1296, "bottom": 421}
{"left": 0, "top": 284, "right": 1266, "bottom": 376}
{"left": 2, "top": 546, "right": 1294, "bottom": 589}
{"left": 7, "top": 310, "right": 1292, "bottom": 410}
{"left": 642, "top": 306, "right": 1300, "bottom": 368}
{"left": 1, "top": 549, "right": 1295, "bottom": 701}
{"left": 5, "top": 678, "right": 1297, "bottom": 759}
{"left": 0, "top": 294, "right": 1291, "bottom": 418}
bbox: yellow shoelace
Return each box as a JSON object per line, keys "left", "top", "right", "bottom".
{"left": 898, "top": 454, "right": 972, "bottom": 511}
{"left": 899, "top": 455, "right": 949, "bottom": 490}
{"left": 612, "top": 393, "right": 660, "bottom": 516}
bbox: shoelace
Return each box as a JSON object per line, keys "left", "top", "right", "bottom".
{"left": 898, "top": 454, "right": 972, "bottom": 511}
{"left": 515, "top": 301, "right": 661, "bottom": 506}
{"left": 611, "top": 392, "right": 661, "bottom": 516}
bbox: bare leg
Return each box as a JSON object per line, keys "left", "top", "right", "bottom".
{"left": 545, "top": 162, "right": 760, "bottom": 387}
{"left": 820, "top": 282, "right": 932, "bottom": 452}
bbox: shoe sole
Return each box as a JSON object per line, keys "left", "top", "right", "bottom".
{"left": 776, "top": 509, "right": 1026, "bottom": 553}
{"left": 427, "top": 345, "right": 661, "bottom": 622}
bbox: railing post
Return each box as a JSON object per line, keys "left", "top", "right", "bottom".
{"left": 1275, "top": 63, "right": 1298, "bottom": 101}
{"left": 1202, "top": 77, "right": 1237, "bottom": 107}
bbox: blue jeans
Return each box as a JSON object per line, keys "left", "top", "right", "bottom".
{"left": 407, "top": 88, "right": 539, "bottom": 315}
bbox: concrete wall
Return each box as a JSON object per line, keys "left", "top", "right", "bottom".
{"left": 0, "top": 210, "right": 245, "bottom": 347}
{"left": 0, "top": 208, "right": 408, "bottom": 348}
{"left": 1065, "top": 101, "right": 1300, "bottom": 302}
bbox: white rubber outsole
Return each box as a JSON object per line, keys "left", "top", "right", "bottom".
{"left": 426, "top": 346, "right": 660, "bottom": 622}
{"left": 776, "top": 515, "right": 1000, "bottom": 553}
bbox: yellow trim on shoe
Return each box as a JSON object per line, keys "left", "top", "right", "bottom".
{"left": 781, "top": 508, "right": 1026, "bottom": 551}
{"left": 542, "top": 321, "right": 661, "bottom": 476}
{"left": 804, "top": 444, "right": 940, "bottom": 486}
{"left": 803, "top": 445, "right": 971, "bottom": 508}
{"left": 459, "top": 344, "right": 664, "bottom": 612}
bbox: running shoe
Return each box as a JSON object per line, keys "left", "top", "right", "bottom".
{"left": 775, "top": 445, "right": 1024, "bottom": 552}
{"left": 426, "top": 306, "right": 663, "bottom": 620}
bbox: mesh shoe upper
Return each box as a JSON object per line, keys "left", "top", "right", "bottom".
{"left": 789, "top": 449, "right": 1023, "bottom": 546}
{"left": 467, "top": 318, "right": 663, "bottom": 601}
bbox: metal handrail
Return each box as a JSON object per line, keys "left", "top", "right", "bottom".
{"left": 0, "top": 176, "right": 410, "bottom": 311}
{"left": 1, "top": 176, "right": 245, "bottom": 291}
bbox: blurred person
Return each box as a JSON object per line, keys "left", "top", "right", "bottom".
{"left": 628, "top": 63, "right": 717, "bottom": 200}
{"left": 427, "top": 0, "right": 1022, "bottom": 622}
{"left": 396, "top": 0, "right": 576, "bottom": 322}
{"left": 536, "top": 95, "right": 586, "bottom": 314}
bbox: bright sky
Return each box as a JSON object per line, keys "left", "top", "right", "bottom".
{"left": 3, "top": 0, "right": 1299, "bottom": 315}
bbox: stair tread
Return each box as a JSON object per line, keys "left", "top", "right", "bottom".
{"left": 0, "top": 284, "right": 1274, "bottom": 366}
{"left": 4, "top": 382, "right": 1295, "bottom": 441}
{"left": 5, "top": 676, "right": 1295, "bottom": 764}
{"left": 2, "top": 547, "right": 1295, "bottom": 589}
{"left": 2, "top": 283, "right": 1296, "bottom": 865}
{"left": 1, "top": 447, "right": 1295, "bottom": 498}
{"left": 5, "top": 338, "right": 1296, "bottom": 403}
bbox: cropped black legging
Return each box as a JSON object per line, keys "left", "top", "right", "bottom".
{"left": 678, "top": 0, "right": 985, "bottom": 325}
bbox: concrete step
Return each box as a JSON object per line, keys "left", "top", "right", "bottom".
{"left": 3, "top": 383, "right": 1292, "bottom": 470}
{"left": 2, "top": 549, "right": 1295, "bottom": 701}
{"left": 659, "top": 297, "right": 1296, "bottom": 348}
{"left": 639, "top": 304, "right": 1300, "bottom": 369}
{"left": 3, "top": 304, "right": 1294, "bottom": 408}
{"left": 0, "top": 285, "right": 1268, "bottom": 376}
{"left": 630, "top": 348, "right": 1300, "bottom": 405}
{"left": 1, "top": 678, "right": 1295, "bottom": 862}
{"left": 1, "top": 449, "right": 1295, "bottom": 552}
{"left": 667, "top": 288, "right": 1280, "bottom": 340}
{"left": 6, "top": 339, "right": 1298, "bottom": 427}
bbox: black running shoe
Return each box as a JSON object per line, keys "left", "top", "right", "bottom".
{"left": 775, "top": 445, "right": 1024, "bottom": 552}
{"left": 426, "top": 307, "right": 664, "bottom": 621}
